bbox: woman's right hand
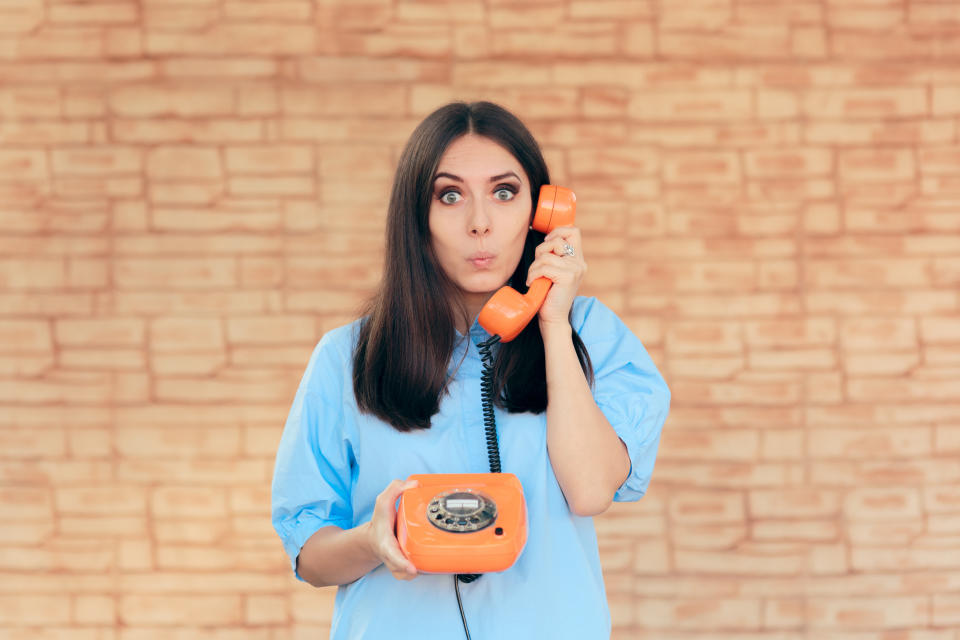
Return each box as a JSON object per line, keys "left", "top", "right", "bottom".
{"left": 366, "top": 478, "right": 419, "bottom": 581}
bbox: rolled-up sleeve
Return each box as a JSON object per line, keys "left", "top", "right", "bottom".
{"left": 574, "top": 297, "right": 671, "bottom": 502}
{"left": 271, "top": 332, "right": 355, "bottom": 579}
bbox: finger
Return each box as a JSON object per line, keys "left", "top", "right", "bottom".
{"left": 527, "top": 253, "right": 580, "bottom": 283}
{"left": 374, "top": 522, "right": 418, "bottom": 573}
{"left": 527, "top": 251, "right": 586, "bottom": 282}
{"left": 391, "top": 568, "right": 417, "bottom": 581}
{"left": 377, "top": 479, "right": 404, "bottom": 505}
{"left": 526, "top": 264, "right": 579, "bottom": 288}
{"left": 393, "top": 478, "right": 419, "bottom": 497}
{"left": 543, "top": 225, "right": 579, "bottom": 242}
{"left": 543, "top": 233, "right": 579, "bottom": 254}
{"left": 377, "top": 486, "right": 419, "bottom": 566}
{"left": 539, "top": 252, "right": 579, "bottom": 270}
{"left": 378, "top": 478, "right": 418, "bottom": 513}
{"left": 385, "top": 553, "right": 417, "bottom": 576}
{"left": 383, "top": 544, "right": 418, "bottom": 577}
{"left": 535, "top": 235, "right": 577, "bottom": 259}
{"left": 551, "top": 237, "right": 578, "bottom": 258}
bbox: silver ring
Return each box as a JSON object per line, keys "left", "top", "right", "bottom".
{"left": 561, "top": 242, "right": 575, "bottom": 258}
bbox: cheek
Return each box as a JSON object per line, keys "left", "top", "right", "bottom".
{"left": 504, "top": 206, "right": 531, "bottom": 249}
{"left": 428, "top": 215, "right": 458, "bottom": 262}
{"left": 427, "top": 207, "right": 444, "bottom": 246}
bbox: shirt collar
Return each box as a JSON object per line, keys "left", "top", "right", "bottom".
{"left": 455, "top": 315, "right": 495, "bottom": 345}
{"left": 449, "top": 317, "right": 498, "bottom": 378}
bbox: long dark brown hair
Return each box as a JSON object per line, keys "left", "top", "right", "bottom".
{"left": 352, "top": 101, "right": 593, "bottom": 431}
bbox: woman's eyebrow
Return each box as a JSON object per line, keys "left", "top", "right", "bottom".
{"left": 432, "top": 171, "right": 521, "bottom": 183}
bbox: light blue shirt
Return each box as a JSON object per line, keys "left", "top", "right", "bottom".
{"left": 271, "top": 296, "right": 671, "bottom": 639}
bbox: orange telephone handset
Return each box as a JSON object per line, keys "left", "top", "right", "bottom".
{"left": 478, "top": 184, "right": 576, "bottom": 342}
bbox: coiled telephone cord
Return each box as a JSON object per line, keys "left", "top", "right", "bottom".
{"left": 477, "top": 334, "right": 503, "bottom": 474}
{"left": 454, "top": 334, "right": 502, "bottom": 639}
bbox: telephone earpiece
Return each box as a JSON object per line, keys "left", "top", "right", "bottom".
{"left": 477, "top": 185, "right": 576, "bottom": 342}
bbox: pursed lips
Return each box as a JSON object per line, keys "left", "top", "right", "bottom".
{"left": 467, "top": 252, "right": 496, "bottom": 268}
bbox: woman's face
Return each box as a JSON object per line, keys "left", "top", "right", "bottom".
{"left": 428, "top": 134, "right": 533, "bottom": 316}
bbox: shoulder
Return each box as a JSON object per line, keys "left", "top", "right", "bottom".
{"left": 318, "top": 318, "right": 364, "bottom": 356}
{"left": 570, "top": 296, "right": 629, "bottom": 340}
{"left": 299, "top": 318, "right": 365, "bottom": 395}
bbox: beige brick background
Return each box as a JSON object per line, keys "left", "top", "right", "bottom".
{"left": 1, "top": 0, "right": 960, "bottom": 638}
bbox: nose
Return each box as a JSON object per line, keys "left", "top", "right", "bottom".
{"left": 467, "top": 197, "right": 491, "bottom": 237}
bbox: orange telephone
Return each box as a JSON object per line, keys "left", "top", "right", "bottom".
{"left": 396, "top": 185, "right": 576, "bottom": 576}
{"left": 396, "top": 473, "right": 527, "bottom": 574}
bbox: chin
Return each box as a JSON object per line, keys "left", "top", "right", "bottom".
{"left": 459, "top": 272, "right": 510, "bottom": 294}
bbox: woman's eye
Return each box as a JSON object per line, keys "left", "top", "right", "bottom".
{"left": 494, "top": 188, "right": 515, "bottom": 201}
{"left": 440, "top": 191, "right": 461, "bottom": 204}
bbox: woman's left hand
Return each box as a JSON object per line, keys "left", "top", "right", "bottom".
{"left": 526, "top": 225, "right": 586, "bottom": 330}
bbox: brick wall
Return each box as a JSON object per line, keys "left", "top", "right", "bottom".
{"left": 1, "top": 0, "right": 959, "bottom": 638}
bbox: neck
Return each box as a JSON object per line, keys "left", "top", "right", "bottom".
{"left": 458, "top": 291, "right": 495, "bottom": 335}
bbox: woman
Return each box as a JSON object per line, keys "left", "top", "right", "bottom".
{"left": 271, "top": 101, "right": 671, "bottom": 639}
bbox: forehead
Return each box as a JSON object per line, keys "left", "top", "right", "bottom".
{"left": 435, "top": 134, "right": 524, "bottom": 177}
